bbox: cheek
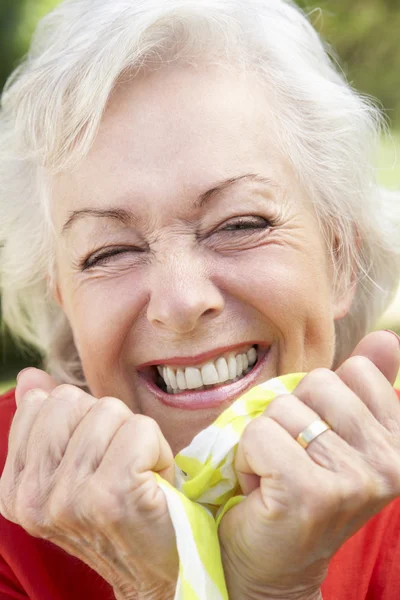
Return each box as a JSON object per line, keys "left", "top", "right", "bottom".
{"left": 61, "top": 273, "right": 148, "bottom": 367}
{"left": 212, "top": 244, "right": 337, "bottom": 370}
{"left": 214, "top": 246, "right": 334, "bottom": 326}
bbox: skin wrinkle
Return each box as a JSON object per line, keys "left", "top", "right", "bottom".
{"left": 63, "top": 182, "right": 284, "bottom": 269}
{"left": 61, "top": 173, "right": 278, "bottom": 235}
{"left": 51, "top": 65, "right": 355, "bottom": 455}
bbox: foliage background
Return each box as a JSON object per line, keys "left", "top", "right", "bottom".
{"left": 1, "top": 0, "right": 399, "bottom": 389}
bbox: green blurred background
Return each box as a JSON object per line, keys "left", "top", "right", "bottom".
{"left": 0, "top": 0, "right": 399, "bottom": 393}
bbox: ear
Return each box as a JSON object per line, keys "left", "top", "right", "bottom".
{"left": 333, "top": 281, "right": 357, "bottom": 320}
{"left": 332, "top": 227, "right": 359, "bottom": 321}
{"left": 46, "top": 273, "right": 64, "bottom": 308}
{"left": 54, "top": 283, "right": 64, "bottom": 308}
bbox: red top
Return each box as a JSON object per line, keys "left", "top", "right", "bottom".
{"left": 1, "top": 387, "right": 400, "bottom": 600}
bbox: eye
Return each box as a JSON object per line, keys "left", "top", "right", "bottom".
{"left": 217, "top": 216, "right": 273, "bottom": 232}
{"left": 81, "top": 246, "right": 143, "bottom": 270}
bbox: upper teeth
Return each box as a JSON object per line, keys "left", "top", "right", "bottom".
{"left": 157, "top": 346, "right": 258, "bottom": 393}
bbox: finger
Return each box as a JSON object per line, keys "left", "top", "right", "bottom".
{"left": 54, "top": 396, "right": 133, "bottom": 484}
{"left": 15, "top": 368, "right": 58, "bottom": 406}
{"left": 88, "top": 414, "right": 178, "bottom": 581}
{"left": 265, "top": 392, "right": 366, "bottom": 473}
{"left": 231, "top": 415, "right": 383, "bottom": 566}
{"left": 23, "top": 385, "right": 96, "bottom": 479}
{"left": 336, "top": 355, "right": 400, "bottom": 431}
{"left": 235, "top": 415, "right": 325, "bottom": 504}
{"left": 95, "top": 414, "right": 175, "bottom": 487}
{"left": 291, "top": 372, "right": 400, "bottom": 500}
{"left": 4, "top": 389, "right": 50, "bottom": 477}
{"left": 292, "top": 369, "right": 379, "bottom": 452}
{"left": 347, "top": 330, "right": 400, "bottom": 386}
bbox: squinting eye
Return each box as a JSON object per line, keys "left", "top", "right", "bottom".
{"left": 81, "top": 247, "right": 142, "bottom": 270}
{"left": 220, "top": 216, "right": 272, "bottom": 232}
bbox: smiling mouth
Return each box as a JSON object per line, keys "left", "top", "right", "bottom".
{"left": 151, "top": 344, "right": 259, "bottom": 394}
{"left": 138, "top": 343, "right": 271, "bottom": 410}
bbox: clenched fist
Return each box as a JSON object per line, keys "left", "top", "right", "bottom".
{"left": 219, "top": 331, "right": 400, "bottom": 600}
{"left": 0, "top": 372, "right": 178, "bottom": 600}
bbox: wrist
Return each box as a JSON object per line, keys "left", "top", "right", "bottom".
{"left": 114, "top": 586, "right": 175, "bottom": 600}
{"left": 222, "top": 562, "right": 323, "bottom": 600}
{"left": 225, "top": 587, "right": 322, "bottom": 600}
{"left": 255, "top": 592, "right": 322, "bottom": 600}
{"left": 114, "top": 593, "right": 175, "bottom": 600}
{"left": 221, "top": 546, "right": 326, "bottom": 600}
{"left": 113, "top": 583, "right": 176, "bottom": 600}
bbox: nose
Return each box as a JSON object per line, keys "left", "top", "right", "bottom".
{"left": 146, "top": 254, "right": 224, "bottom": 334}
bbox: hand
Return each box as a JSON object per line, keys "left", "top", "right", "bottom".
{"left": 218, "top": 331, "right": 400, "bottom": 600}
{"left": 0, "top": 370, "right": 178, "bottom": 600}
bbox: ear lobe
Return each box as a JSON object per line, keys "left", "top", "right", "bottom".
{"left": 54, "top": 284, "right": 64, "bottom": 308}
{"left": 333, "top": 281, "right": 357, "bottom": 320}
{"left": 332, "top": 226, "right": 360, "bottom": 321}
{"left": 46, "top": 273, "right": 64, "bottom": 308}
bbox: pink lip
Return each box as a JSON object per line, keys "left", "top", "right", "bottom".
{"left": 138, "top": 346, "right": 272, "bottom": 410}
{"left": 136, "top": 341, "right": 264, "bottom": 369}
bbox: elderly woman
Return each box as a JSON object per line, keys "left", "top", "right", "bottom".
{"left": 0, "top": 0, "right": 400, "bottom": 598}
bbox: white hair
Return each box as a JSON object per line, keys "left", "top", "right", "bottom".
{"left": 0, "top": 0, "right": 399, "bottom": 385}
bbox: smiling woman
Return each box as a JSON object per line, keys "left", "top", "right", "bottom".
{"left": 0, "top": 1, "right": 400, "bottom": 600}
{"left": 50, "top": 64, "right": 343, "bottom": 450}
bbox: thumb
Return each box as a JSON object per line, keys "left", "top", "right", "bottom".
{"left": 341, "top": 330, "right": 400, "bottom": 387}
{"left": 15, "top": 367, "right": 58, "bottom": 407}
{"left": 154, "top": 427, "right": 176, "bottom": 487}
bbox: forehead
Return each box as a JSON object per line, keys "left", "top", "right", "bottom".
{"left": 52, "top": 64, "right": 292, "bottom": 222}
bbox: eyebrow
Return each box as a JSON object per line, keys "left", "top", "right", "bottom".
{"left": 61, "top": 173, "right": 275, "bottom": 234}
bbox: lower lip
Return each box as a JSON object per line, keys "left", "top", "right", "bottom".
{"left": 139, "top": 347, "right": 272, "bottom": 410}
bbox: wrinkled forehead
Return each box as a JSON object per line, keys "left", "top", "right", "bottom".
{"left": 51, "top": 64, "right": 299, "bottom": 229}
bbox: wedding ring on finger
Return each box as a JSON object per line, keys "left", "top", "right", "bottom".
{"left": 296, "top": 419, "right": 332, "bottom": 450}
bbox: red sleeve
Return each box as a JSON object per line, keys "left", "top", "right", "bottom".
{"left": 0, "top": 552, "right": 28, "bottom": 599}
{"left": 322, "top": 497, "right": 400, "bottom": 599}
{"left": 321, "top": 387, "right": 400, "bottom": 599}
{"left": 0, "top": 390, "right": 115, "bottom": 600}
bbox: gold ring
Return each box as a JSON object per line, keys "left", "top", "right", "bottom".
{"left": 296, "top": 419, "right": 331, "bottom": 449}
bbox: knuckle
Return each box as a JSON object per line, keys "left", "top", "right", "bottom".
{"left": 51, "top": 384, "right": 83, "bottom": 402}
{"left": 265, "top": 393, "right": 296, "bottom": 418}
{"left": 241, "top": 415, "right": 272, "bottom": 447}
{"left": 21, "top": 388, "right": 48, "bottom": 405}
{"left": 127, "top": 413, "right": 160, "bottom": 436}
{"left": 304, "top": 368, "right": 337, "bottom": 387}
{"left": 293, "top": 367, "right": 338, "bottom": 403}
{"left": 295, "top": 368, "right": 338, "bottom": 407}
{"left": 97, "top": 396, "right": 131, "bottom": 416}
{"left": 340, "top": 355, "right": 373, "bottom": 378}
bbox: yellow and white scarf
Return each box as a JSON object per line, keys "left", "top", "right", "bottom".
{"left": 155, "top": 373, "right": 305, "bottom": 600}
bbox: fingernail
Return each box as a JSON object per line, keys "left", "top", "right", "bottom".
{"left": 16, "top": 367, "right": 33, "bottom": 382}
{"left": 385, "top": 330, "right": 400, "bottom": 347}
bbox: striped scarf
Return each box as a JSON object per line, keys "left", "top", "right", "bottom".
{"left": 155, "top": 373, "right": 305, "bottom": 600}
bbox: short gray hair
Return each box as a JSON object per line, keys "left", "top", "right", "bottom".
{"left": 1, "top": 0, "right": 399, "bottom": 385}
